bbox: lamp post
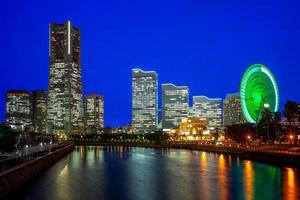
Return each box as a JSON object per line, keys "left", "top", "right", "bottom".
{"left": 289, "top": 135, "right": 294, "bottom": 144}
{"left": 264, "top": 103, "right": 270, "bottom": 142}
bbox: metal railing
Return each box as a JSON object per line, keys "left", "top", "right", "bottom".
{"left": 0, "top": 143, "right": 71, "bottom": 173}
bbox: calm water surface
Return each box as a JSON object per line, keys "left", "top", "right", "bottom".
{"left": 12, "top": 146, "right": 300, "bottom": 200}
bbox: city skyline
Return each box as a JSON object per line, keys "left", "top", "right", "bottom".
{"left": 1, "top": 0, "right": 300, "bottom": 127}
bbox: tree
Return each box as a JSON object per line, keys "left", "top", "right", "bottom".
{"left": 0, "top": 124, "right": 17, "bottom": 153}
{"left": 258, "top": 109, "right": 274, "bottom": 141}
{"left": 272, "top": 111, "right": 282, "bottom": 142}
{"left": 283, "top": 101, "right": 300, "bottom": 142}
{"left": 225, "top": 123, "right": 255, "bottom": 143}
{"left": 284, "top": 101, "right": 298, "bottom": 123}
{"left": 297, "top": 104, "right": 300, "bottom": 123}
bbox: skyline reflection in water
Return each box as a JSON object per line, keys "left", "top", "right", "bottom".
{"left": 10, "top": 146, "right": 300, "bottom": 200}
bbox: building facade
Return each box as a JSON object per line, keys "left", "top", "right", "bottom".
{"left": 32, "top": 90, "right": 47, "bottom": 133}
{"left": 132, "top": 68, "right": 158, "bottom": 132}
{"left": 192, "top": 96, "right": 222, "bottom": 130}
{"left": 162, "top": 84, "right": 189, "bottom": 130}
{"left": 223, "top": 92, "right": 243, "bottom": 126}
{"left": 171, "top": 117, "right": 208, "bottom": 141}
{"left": 6, "top": 90, "right": 32, "bottom": 131}
{"left": 47, "top": 20, "right": 84, "bottom": 134}
{"left": 84, "top": 94, "right": 104, "bottom": 134}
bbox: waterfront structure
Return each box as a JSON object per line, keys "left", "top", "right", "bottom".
{"left": 132, "top": 68, "right": 158, "bottom": 132}
{"left": 240, "top": 64, "right": 279, "bottom": 123}
{"left": 6, "top": 90, "right": 32, "bottom": 131}
{"left": 84, "top": 94, "right": 104, "bottom": 134}
{"left": 162, "top": 83, "right": 189, "bottom": 131}
{"left": 223, "top": 92, "right": 243, "bottom": 126}
{"left": 47, "top": 20, "right": 84, "bottom": 134}
{"left": 191, "top": 96, "right": 222, "bottom": 130}
{"left": 32, "top": 90, "right": 48, "bottom": 133}
{"left": 171, "top": 117, "right": 208, "bottom": 141}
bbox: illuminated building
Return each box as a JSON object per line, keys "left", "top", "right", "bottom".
{"left": 6, "top": 90, "right": 32, "bottom": 131}
{"left": 192, "top": 96, "right": 222, "bottom": 130}
{"left": 223, "top": 92, "right": 243, "bottom": 126}
{"left": 32, "top": 90, "right": 47, "bottom": 133}
{"left": 171, "top": 117, "right": 208, "bottom": 140}
{"left": 84, "top": 94, "right": 104, "bottom": 134}
{"left": 47, "top": 20, "right": 84, "bottom": 134}
{"left": 162, "top": 83, "right": 189, "bottom": 131}
{"left": 132, "top": 68, "right": 158, "bottom": 132}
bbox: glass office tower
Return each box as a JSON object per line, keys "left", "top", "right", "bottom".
{"left": 223, "top": 92, "right": 243, "bottom": 126}
{"left": 84, "top": 94, "right": 104, "bottom": 134}
{"left": 162, "top": 84, "right": 189, "bottom": 130}
{"left": 192, "top": 96, "right": 222, "bottom": 130}
{"left": 32, "top": 90, "right": 48, "bottom": 133}
{"left": 132, "top": 68, "right": 158, "bottom": 133}
{"left": 6, "top": 90, "right": 32, "bottom": 131}
{"left": 47, "top": 20, "right": 84, "bottom": 134}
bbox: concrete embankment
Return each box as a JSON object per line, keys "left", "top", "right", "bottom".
{"left": 0, "top": 143, "right": 74, "bottom": 199}
{"left": 74, "top": 141, "right": 300, "bottom": 168}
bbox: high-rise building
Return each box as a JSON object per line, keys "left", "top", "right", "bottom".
{"left": 32, "top": 90, "right": 47, "bottom": 133}
{"left": 132, "top": 68, "right": 158, "bottom": 132}
{"left": 6, "top": 90, "right": 32, "bottom": 131}
{"left": 46, "top": 20, "right": 84, "bottom": 134}
{"left": 84, "top": 94, "right": 104, "bottom": 134}
{"left": 162, "top": 84, "right": 189, "bottom": 130}
{"left": 192, "top": 96, "right": 222, "bottom": 130}
{"left": 223, "top": 92, "right": 243, "bottom": 126}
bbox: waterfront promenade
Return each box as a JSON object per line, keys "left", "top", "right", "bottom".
{"left": 0, "top": 143, "right": 74, "bottom": 199}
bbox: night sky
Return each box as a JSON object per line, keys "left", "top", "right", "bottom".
{"left": 1, "top": 0, "right": 299, "bottom": 127}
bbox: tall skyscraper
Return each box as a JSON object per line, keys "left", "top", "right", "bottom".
{"left": 84, "top": 94, "right": 104, "bottom": 134}
{"left": 223, "top": 92, "right": 243, "bottom": 126}
{"left": 192, "top": 96, "right": 222, "bottom": 130}
{"left": 46, "top": 20, "right": 84, "bottom": 134}
{"left": 32, "top": 90, "right": 47, "bottom": 133}
{"left": 162, "top": 84, "right": 189, "bottom": 130}
{"left": 132, "top": 68, "right": 158, "bottom": 133}
{"left": 6, "top": 90, "right": 32, "bottom": 131}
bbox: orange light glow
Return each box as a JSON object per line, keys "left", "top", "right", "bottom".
{"left": 218, "top": 154, "right": 228, "bottom": 200}
{"left": 243, "top": 161, "right": 254, "bottom": 200}
{"left": 283, "top": 168, "right": 298, "bottom": 200}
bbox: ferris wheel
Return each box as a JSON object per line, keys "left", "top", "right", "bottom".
{"left": 240, "top": 64, "right": 279, "bottom": 123}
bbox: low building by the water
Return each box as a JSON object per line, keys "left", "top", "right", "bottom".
{"left": 171, "top": 117, "right": 208, "bottom": 141}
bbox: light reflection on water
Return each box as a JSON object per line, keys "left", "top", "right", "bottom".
{"left": 218, "top": 154, "right": 228, "bottom": 200}
{"left": 11, "top": 146, "right": 300, "bottom": 200}
{"left": 243, "top": 161, "right": 254, "bottom": 200}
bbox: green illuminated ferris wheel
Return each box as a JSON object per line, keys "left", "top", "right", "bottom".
{"left": 240, "top": 64, "right": 279, "bottom": 123}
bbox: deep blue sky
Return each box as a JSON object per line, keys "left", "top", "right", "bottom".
{"left": 1, "top": 0, "right": 299, "bottom": 126}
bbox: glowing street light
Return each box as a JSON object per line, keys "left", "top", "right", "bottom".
{"left": 264, "top": 103, "right": 270, "bottom": 109}
{"left": 289, "top": 135, "right": 294, "bottom": 144}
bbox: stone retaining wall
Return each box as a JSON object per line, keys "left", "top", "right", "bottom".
{"left": 0, "top": 144, "right": 74, "bottom": 199}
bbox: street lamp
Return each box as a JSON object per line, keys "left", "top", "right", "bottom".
{"left": 264, "top": 103, "right": 270, "bottom": 142}
{"left": 289, "top": 135, "right": 294, "bottom": 144}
